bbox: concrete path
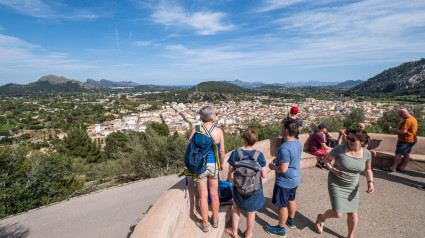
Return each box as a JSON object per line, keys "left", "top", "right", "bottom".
{"left": 0, "top": 175, "right": 183, "bottom": 238}
{"left": 222, "top": 168, "right": 425, "bottom": 238}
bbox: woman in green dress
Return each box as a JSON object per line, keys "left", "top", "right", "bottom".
{"left": 315, "top": 129, "right": 374, "bottom": 238}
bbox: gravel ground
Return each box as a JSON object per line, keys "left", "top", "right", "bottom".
{"left": 223, "top": 168, "right": 425, "bottom": 238}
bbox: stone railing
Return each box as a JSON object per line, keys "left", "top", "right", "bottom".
{"left": 130, "top": 133, "right": 424, "bottom": 238}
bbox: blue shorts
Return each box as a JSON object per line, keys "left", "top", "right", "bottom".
{"left": 272, "top": 184, "right": 297, "bottom": 208}
{"left": 395, "top": 140, "right": 417, "bottom": 155}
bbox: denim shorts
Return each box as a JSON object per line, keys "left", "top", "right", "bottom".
{"left": 196, "top": 163, "right": 219, "bottom": 182}
{"left": 272, "top": 184, "right": 298, "bottom": 208}
{"left": 395, "top": 140, "right": 417, "bottom": 155}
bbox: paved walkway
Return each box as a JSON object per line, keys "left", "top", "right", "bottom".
{"left": 0, "top": 175, "right": 182, "bottom": 238}
{"left": 222, "top": 168, "right": 425, "bottom": 238}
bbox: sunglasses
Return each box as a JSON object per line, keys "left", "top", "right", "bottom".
{"left": 347, "top": 137, "right": 357, "bottom": 143}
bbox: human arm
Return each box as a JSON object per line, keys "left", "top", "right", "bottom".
{"left": 321, "top": 142, "right": 332, "bottom": 151}
{"left": 364, "top": 162, "right": 374, "bottom": 194}
{"left": 219, "top": 129, "right": 225, "bottom": 170}
{"left": 269, "top": 161, "right": 289, "bottom": 173}
{"left": 390, "top": 127, "right": 407, "bottom": 134}
{"left": 324, "top": 149, "right": 346, "bottom": 176}
{"left": 185, "top": 127, "right": 196, "bottom": 149}
{"left": 261, "top": 167, "right": 267, "bottom": 179}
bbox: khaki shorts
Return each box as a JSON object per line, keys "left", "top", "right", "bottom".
{"left": 197, "top": 163, "right": 219, "bottom": 182}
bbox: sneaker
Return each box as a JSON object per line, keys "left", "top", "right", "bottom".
{"left": 286, "top": 218, "right": 296, "bottom": 229}
{"left": 264, "top": 225, "right": 286, "bottom": 238}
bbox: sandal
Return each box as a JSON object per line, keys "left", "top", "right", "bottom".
{"left": 212, "top": 217, "right": 219, "bottom": 228}
{"left": 225, "top": 227, "right": 238, "bottom": 238}
{"left": 315, "top": 214, "right": 324, "bottom": 234}
{"left": 382, "top": 167, "right": 395, "bottom": 172}
{"left": 196, "top": 219, "right": 209, "bottom": 232}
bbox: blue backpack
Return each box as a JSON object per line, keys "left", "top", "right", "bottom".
{"left": 183, "top": 125, "right": 220, "bottom": 181}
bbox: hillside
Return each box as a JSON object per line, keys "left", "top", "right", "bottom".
{"left": 350, "top": 58, "right": 425, "bottom": 96}
{"left": 332, "top": 80, "right": 363, "bottom": 88}
{"left": 189, "top": 81, "right": 253, "bottom": 94}
{"left": 0, "top": 75, "right": 98, "bottom": 95}
{"left": 222, "top": 79, "right": 266, "bottom": 88}
{"left": 86, "top": 79, "right": 140, "bottom": 88}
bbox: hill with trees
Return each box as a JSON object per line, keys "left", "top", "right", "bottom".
{"left": 85, "top": 79, "right": 140, "bottom": 88}
{"left": 0, "top": 75, "right": 98, "bottom": 96}
{"left": 349, "top": 58, "right": 425, "bottom": 96}
{"left": 332, "top": 80, "right": 363, "bottom": 88}
{"left": 189, "top": 81, "right": 253, "bottom": 94}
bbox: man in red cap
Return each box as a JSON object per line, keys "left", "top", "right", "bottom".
{"left": 281, "top": 107, "right": 303, "bottom": 139}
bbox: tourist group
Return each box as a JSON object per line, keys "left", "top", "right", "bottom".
{"left": 184, "top": 105, "right": 418, "bottom": 238}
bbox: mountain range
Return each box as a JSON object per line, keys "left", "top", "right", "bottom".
{"left": 350, "top": 58, "right": 425, "bottom": 95}
{"left": 222, "top": 79, "right": 363, "bottom": 88}
{"left": 85, "top": 79, "right": 141, "bottom": 88}
{"left": 1, "top": 58, "right": 424, "bottom": 96}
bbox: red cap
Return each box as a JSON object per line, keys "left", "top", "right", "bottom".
{"left": 290, "top": 107, "right": 299, "bottom": 114}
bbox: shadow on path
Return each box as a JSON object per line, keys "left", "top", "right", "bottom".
{"left": 367, "top": 170, "right": 425, "bottom": 189}
{"left": 0, "top": 223, "right": 30, "bottom": 238}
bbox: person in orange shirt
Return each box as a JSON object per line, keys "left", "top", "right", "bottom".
{"left": 383, "top": 109, "right": 418, "bottom": 172}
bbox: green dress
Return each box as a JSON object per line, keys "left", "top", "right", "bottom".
{"left": 328, "top": 144, "right": 371, "bottom": 213}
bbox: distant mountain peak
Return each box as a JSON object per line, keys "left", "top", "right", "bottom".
{"left": 38, "top": 75, "right": 71, "bottom": 84}
{"left": 85, "top": 78, "right": 141, "bottom": 88}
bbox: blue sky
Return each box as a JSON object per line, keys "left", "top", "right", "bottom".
{"left": 1, "top": 0, "right": 425, "bottom": 86}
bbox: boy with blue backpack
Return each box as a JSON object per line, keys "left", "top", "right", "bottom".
{"left": 264, "top": 120, "right": 302, "bottom": 238}
{"left": 225, "top": 129, "right": 267, "bottom": 238}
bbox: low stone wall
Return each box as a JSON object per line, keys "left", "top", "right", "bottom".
{"left": 130, "top": 133, "right": 424, "bottom": 238}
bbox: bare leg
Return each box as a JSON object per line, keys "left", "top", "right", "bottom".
{"left": 390, "top": 154, "right": 403, "bottom": 171}
{"left": 287, "top": 200, "right": 297, "bottom": 219}
{"left": 208, "top": 178, "right": 220, "bottom": 223}
{"left": 316, "top": 209, "right": 343, "bottom": 232}
{"left": 197, "top": 181, "right": 209, "bottom": 226}
{"left": 278, "top": 207, "right": 288, "bottom": 227}
{"left": 347, "top": 212, "right": 358, "bottom": 238}
{"left": 245, "top": 211, "right": 256, "bottom": 238}
{"left": 321, "top": 209, "right": 343, "bottom": 221}
{"left": 398, "top": 153, "right": 410, "bottom": 171}
{"left": 231, "top": 202, "right": 240, "bottom": 235}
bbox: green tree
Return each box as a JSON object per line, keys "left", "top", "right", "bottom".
{"left": 343, "top": 108, "right": 365, "bottom": 128}
{"left": 247, "top": 121, "right": 281, "bottom": 141}
{"left": 60, "top": 128, "right": 93, "bottom": 160}
{"left": 0, "top": 146, "right": 83, "bottom": 218}
{"left": 309, "top": 116, "right": 343, "bottom": 133}
{"left": 105, "top": 131, "right": 129, "bottom": 159}
{"left": 147, "top": 123, "right": 170, "bottom": 136}
{"left": 223, "top": 133, "right": 244, "bottom": 152}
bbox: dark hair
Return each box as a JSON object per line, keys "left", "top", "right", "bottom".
{"left": 283, "top": 120, "right": 299, "bottom": 137}
{"left": 242, "top": 129, "right": 258, "bottom": 146}
{"left": 348, "top": 128, "right": 370, "bottom": 144}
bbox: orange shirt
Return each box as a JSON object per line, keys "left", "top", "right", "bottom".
{"left": 398, "top": 116, "right": 418, "bottom": 143}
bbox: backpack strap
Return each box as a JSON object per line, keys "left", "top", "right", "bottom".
{"left": 252, "top": 150, "right": 261, "bottom": 162}
{"left": 201, "top": 124, "right": 215, "bottom": 137}
{"left": 236, "top": 148, "right": 245, "bottom": 161}
{"left": 196, "top": 125, "right": 201, "bottom": 132}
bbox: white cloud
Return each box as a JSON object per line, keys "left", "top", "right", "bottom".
{"left": 133, "top": 41, "right": 152, "bottom": 47}
{"left": 0, "top": 33, "right": 96, "bottom": 73}
{"left": 0, "top": 0, "right": 102, "bottom": 20}
{"left": 257, "top": 0, "right": 307, "bottom": 12}
{"left": 152, "top": 1, "right": 234, "bottom": 35}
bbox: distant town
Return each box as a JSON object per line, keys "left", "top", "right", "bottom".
{"left": 86, "top": 95, "right": 397, "bottom": 140}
